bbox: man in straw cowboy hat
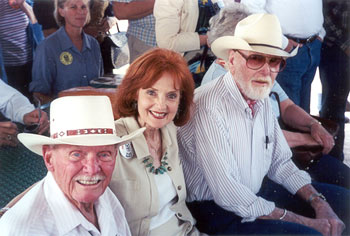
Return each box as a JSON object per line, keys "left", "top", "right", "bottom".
{"left": 178, "top": 13, "right": 349, "bottom": 235}
{"left": 0, "top": 96, "right": 145, "bottom": 235}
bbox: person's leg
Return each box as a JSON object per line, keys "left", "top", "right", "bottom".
{"left": 307, "top": 154, "right": 350, "bottom": 189}
{"left": 276, "top": 45, "right": 309, "bottom": 109}
{"left": 319, "top": 44, "right": 350, "bottom": 160}
{"left": 5, "top": 61, "right": 33, "bottom": 101}
{"left": 299, "top": 39, "right": 322, "bottom": 112}
{"left": 187, "top": 200, "right": 321, "bottom": 235}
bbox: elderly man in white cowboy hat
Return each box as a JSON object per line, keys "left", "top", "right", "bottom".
{"left": 0, "top": 96, "right": 145, "bottom": 235}
{"left": 178, "top": 13, "right": 349, "bottom": 235}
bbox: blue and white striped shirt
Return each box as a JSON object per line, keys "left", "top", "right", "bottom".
{"left": 177, "top": 72, "right": 311, "bottom": 222}
{"left": 0, "top": 0, "right": 32, "bottom": 66}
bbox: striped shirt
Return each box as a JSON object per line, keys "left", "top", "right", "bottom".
{"left": 177, "top": 72, "right": 311, "bottom": 222}
{"left": 0, "top": 172, "right": 131, "bottom": 236}
{"left": 111, "top": 0, "right": 156, "bottom": 47}
{"left": 0, "top": 0, "right": 32, "bottom": 66}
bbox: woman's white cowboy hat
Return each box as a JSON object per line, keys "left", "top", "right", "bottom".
{"left": 211, "top": 13, "right": 298, "bottom": 61}
{"left": 18, "top": 96, "right": 145, "bottom": 156}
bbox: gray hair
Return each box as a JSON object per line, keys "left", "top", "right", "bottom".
{"left": 54, "top": 0, "right": 91, "bottom": 27}
{"left": 207, "top": 2, "right": 250, "bottom": 46}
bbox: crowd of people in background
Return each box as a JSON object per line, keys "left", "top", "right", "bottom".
{"left": 0, "top": 0, "right": 349, "bottom": 235}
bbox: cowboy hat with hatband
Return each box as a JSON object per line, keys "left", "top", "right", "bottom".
{"left": 18, "top": 96, "right": 145, "bottom": 156}
{"left": 211, "top": 13, "right": 298, "bottom": 61}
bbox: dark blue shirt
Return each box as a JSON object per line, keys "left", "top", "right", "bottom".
{"left": 30, "top": 27, "right": 103, "bottom": 96}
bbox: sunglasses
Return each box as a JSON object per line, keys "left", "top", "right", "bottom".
{"left": 24, "top": 96, "right": 42, "bottom": 133}
{"left": 235, "top": 50, "right": 286, "bottom": 73}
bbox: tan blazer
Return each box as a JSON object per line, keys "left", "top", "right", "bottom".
{"left": 154, "top": 0, "right": 200, "bottom": 54}
{"left": 111, "top": 117, "right": 200, "bottom": 236}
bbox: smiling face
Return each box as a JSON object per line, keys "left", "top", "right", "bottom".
{"left": 59, "top": 0, "right": 89, "bottom": 28}
{"left": 228, "top": 50, "right": 277, "bottom": 100}
{"left": 43, "top": 144, "right": 117, "bottom": 207}
{"left": 136, "top": 73, "right": 180, "bottom": 129}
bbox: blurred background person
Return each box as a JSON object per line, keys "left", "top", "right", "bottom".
{"left": 111, "top": 0, "right": 156, "bottom": 63}
{"left": 0, "top": 78, "right": 49, "bottom": 147}
{"left": 0, "top": 0, "right": 39, "bottom": 100}
{"left": 319, "top": 0, "right": 350, "bottom": 161}
{"left": 30, "top": 0, "right": 103, "bottom": 104}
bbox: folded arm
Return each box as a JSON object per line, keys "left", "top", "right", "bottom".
{"left": 112, "top": 0, "right": 155, "bottom": 20}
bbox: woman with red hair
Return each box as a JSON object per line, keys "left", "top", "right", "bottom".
{"left": 110, "top": 48, "right": 203, "bottom": 236}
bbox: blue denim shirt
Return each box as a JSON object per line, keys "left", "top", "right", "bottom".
{"left": 30, "top": 27, "right": 103, "bottom": 96}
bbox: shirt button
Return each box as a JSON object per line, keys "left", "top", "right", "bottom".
{"left": 83, "top": 75, "right": 87, "bottom": 79}
{"left": 177, "top": 185, "right": 182, "bottom": 190}
{"left": 167, "top": 166, "right": 172, "bottom": 171}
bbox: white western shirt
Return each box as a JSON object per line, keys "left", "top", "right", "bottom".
{"left": 0, "top": 172, "right": 131, "bottom": 236}
{"left": 0, "top": 79, "right": 34, "bottom": 123}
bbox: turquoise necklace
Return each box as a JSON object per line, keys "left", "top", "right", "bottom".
{"left": 143, "top": 152, "right": 169, "bottom": 175}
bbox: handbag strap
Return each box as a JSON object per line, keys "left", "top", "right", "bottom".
{"left": 116, "top": 21, "right": 120, "bottom": 33}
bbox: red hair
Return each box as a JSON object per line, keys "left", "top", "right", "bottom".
{"left": 115, "top": 48, "right": 194, "bottom": 126}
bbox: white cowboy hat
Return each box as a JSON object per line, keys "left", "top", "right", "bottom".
{"left": 18, "top": 96, "right": 145, "bottom": 156}
{"left": 211, "top": 13, "right": 298, "bottom": 61}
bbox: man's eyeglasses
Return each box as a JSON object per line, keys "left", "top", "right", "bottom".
{"left": 235, "top": 50, "right": 286, "bottom": 73}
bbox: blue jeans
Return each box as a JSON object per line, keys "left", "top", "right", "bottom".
{"left": 276, "top": 39, "right": 322, "bottom": 112}
{"left": 319, "top": 44, "right": 350, "bottom": 161}
{"left": 187, "top": 180, "right": 350, "bottom": 235}
{"left": 307, "top": 154, "right": 350, "bottom": 189}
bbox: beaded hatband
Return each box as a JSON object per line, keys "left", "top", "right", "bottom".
{"left": 143, "top": 152, "right": 169, "bottom": 174}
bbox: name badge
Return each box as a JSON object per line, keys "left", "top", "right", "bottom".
{"left": 119, "top": 143, "right": 134, "bottom": 159}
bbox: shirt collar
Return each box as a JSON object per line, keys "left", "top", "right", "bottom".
{"left": 57, "top": 26, "right": 91, "bottom": 52}
{"left": 118, "top": 116, "right": 173, "bottom": 160}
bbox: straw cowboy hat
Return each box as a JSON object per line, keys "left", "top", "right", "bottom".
{"left": 18, "top": 96, "right": 145, "bottom": 156}
{"left": 211, "top": 13, "right": 298, "bottom": 61}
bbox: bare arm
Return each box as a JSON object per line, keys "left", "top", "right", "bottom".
{"left": 280, "top": 99, "right": 334, "bottom": 154}
{"left": 282, "top": 130, "right": 319, "bottom": 148}
{"left": 112, "top": 0, "right": 155, "bottom": 20}
{"left": 20, "top": 1, "right": 38, "bottom": 24}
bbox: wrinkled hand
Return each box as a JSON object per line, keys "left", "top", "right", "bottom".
{"left": 0, "top": 121, "right": 18, "bottom": 147}
{"left": 23, "top": 109, "right": 49, "bottom": 135}
{"left": 314, "top": 200, "right": 345, "bottom": 236}
{"left": 310, "top": 123, "right": 334, "bottom": 154}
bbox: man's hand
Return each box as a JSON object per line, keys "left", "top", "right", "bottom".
{"left": 0, "top": 121, "right": 18, "bottom": 147}
{"left": 23, "top": 109, "right": 49, "bottom": 135}
{"left": 311, "top": 198, "right": 345, "bottom": 236}
{"left": 310, "top": 122, "right": 334, "bottom": 154}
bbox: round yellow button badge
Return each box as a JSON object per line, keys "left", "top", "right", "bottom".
{"left": 59, "top": 52, "right": 73, "bottom": 65}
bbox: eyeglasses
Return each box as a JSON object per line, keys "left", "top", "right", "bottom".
{"left": 235, "top": 50, "right": 286, "bottom": 73}
{"left": 24, "top": 96, "right": 41, "bottom": 133}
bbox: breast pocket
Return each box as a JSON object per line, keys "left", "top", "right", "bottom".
{"left": 109, "top": 179, "right": 140, "bottom": 220}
